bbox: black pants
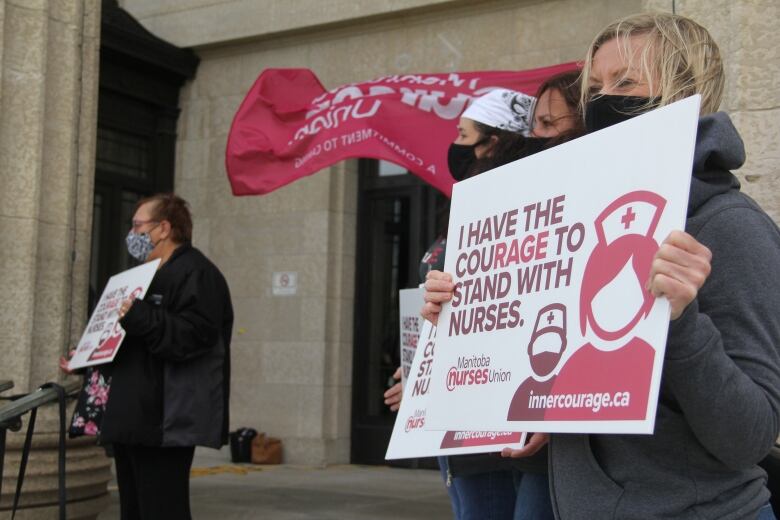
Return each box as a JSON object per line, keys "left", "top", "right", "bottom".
{"left": 113, "top": 443, "right": 195, "bottom": 520}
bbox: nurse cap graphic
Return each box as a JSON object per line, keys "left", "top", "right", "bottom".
{"left": 580, "top": 191, "right": 666, "bottom": 341}
{"left": 527, "top": 303, "right": 567, "bottom": 378}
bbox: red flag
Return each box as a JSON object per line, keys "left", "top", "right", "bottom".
{"left": 226, "top": 64, "right": 579, "bottom": 197}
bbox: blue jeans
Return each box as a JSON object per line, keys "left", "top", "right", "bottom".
{"left": 438, "top": 456, "right": 516, "bottom": 519}
{"left": 512, "top": 470, "right": 554, "bottom": 520}
{"left": 758, "top": 503, "right": 776, "bottom": 520}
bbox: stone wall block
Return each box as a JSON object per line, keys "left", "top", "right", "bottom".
{"left": 292, "top": 290, "right": 326, "bottom": 338}
{"left": 3, "top": 2, "right": 47, "bottom": 73}
{"left": 229, "top": 295, "right": 272, "bottom": 343}
{"left": 68, "top": 227, "right": 92, "bottom": 340}
{"left": 122, "top": 0, "right": 456, "bottom": 48}
{"left": 326, "top": 341, "right": 353, "bottom": 391}
{"left": 49, "top": 0, "right": 81, "bottom": 24}
{"left": 0, "top": 1, "right": 5, "bottom": 102}
{"left": 229, "top": 337, "right": 264, "bottom": 387}
{"left": 266, "top": 291, "right": 308, "bottom": 342}
{"left": 191, "top": 215, "right": 211, "bottom": 256}
{"left": 324, "top": 238, "right": 356, "bottom": 299}
{"left": 180, "top": 97, "right": 210, "bottom": 141}
{"left": 247, "top": 383, "right": 326, "bottom": 439}
{"left": 198, "top": 55, "right": 246, "bottom": 98}
{"left": 177, "top": 177, "right": 209, "bottom": 224}
{"left": 730, "top": 109, "right": 780, "bottom": 216}
{"left": 39, "top": 17, "right": 81, "bottom": 224}
{"left": 322, "top": 384, "right": 351, "bottom": 442}
{"left": 0, "top": 67, "right": 47, "bottom": 219}
{"left": 0, "top": 216, "right": 38, "bottom": 389}
{"left": 227, "top": 173, "right": 332, "bottom": 215}
{"left": 209, "top": 95, "right": 244, "bottom": 138}
{"left": 643, "top": 0, "right": 673, "bottom": 11}
{"left": 178, "top": 138, "right": 209, "bottom": 180}
{"left": 339, "top": 160, "right": 359, "bottom": 215}
{"left": 302, "top": 211, "right": 330, "bottom": 254}
{"left": 29, "top": 221, "right": 73, "bottom": 386}
{"left": 730, "top": 1, "right": 780, "bottom": 111}
{"left": 219, "top": 265, "right": 267, "bottom": 302}
{"left": 266, "top": 215, "right": 307, "bottom": 256}
{"left": 228, "top": 339, "right": 261, "bottom": 427}
{"left": 742, "top": 173, "right": 780, "bottom": 225}
{"left": 204, "top": 215, "right": 237, "bottom": 261}
{"left": 81, "top": 0, "right": 101, "bottom": 38}
{"left": 280, "top": 438, "right": 326, "bottom": 464}
{"left": 261, "top": 341, "right": 326, "bottom": 385}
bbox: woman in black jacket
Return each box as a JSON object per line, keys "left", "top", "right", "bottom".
{"left": 104, "top": 193, "right": 233, "bottom": 520}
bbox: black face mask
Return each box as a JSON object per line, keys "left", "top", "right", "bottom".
{"left": 519, "top": 136, "right": 554, "bottom": 158}
{"left": 447, "top": 142, "right": 479, "bottom": 181}
{"left": 585, "top": 95, "right": 655, "bottom": 133}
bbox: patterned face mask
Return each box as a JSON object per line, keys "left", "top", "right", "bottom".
{"left": 125, "top": 228, "right": 157, "bottom": 261}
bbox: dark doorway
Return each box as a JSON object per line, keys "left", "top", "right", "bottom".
{"left": 351, "top": 160, "right": 447, "bottom": 466}
{"left": 90, "top": 1, "right": 198, "bottom": 307}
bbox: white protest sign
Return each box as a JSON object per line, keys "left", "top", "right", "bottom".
{"left": 386, "top": 321, "right": 526, "bottom": 459}
{"left": 69, "top": 259, "right": 161, "bottom": 370}
{"left": 425, "top": 96, "right": 701, "bottom": 435}
{"left": 399, "top": 288, "right": 425, "bottom": 390}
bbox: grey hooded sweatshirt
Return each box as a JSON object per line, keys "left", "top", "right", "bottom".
{"left": 549, "top": 113, "right": 780, "bottom": 520}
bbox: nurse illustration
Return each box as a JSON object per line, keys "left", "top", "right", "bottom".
{"left": 507, "top": 191, "right": 666, "bottom": 422}
{"left": 507, "top": 303, "right": 567, "bottom": 420}
{"left": 546, "top": 191, "right": 665, "bottom": 420}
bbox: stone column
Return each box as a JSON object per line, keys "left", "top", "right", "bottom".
{"left": 0, "top": 1, "right": 109, "bottom": 518}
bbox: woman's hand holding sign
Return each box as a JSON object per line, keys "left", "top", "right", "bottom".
{"left": 422, "top": 270, "right": 455, "bottom": 325}
{"left": 59, "top": 349, "right": 77, "bottom": 375}
{"left": 501, "top": 432, "right": 549, "bottom": 458}
{"left": 647, "top": 231, "right": 712, "bottom": 320}
{"left": 384, "top": 367, "right": 403, "bottom": 411}
{"left": 118, "top": 296, "right": 136, "bottom": 320}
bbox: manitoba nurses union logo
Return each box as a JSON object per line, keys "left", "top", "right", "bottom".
{"left": 404, "top": 410, "right": 426, "bottom": 433}
{"left": 446, "top": 354, "right": 511, "bottom": 391}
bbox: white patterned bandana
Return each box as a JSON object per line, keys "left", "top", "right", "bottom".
{"left": 463, "top": 88, "right": 536, "bottom": 135}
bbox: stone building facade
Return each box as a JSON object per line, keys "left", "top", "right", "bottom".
{"left": 0, "top": 1, "right": 777, "bottom": 486}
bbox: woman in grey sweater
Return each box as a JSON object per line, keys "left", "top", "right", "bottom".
{"left": 424, "top": 12, "right": 780, "bottom": 520}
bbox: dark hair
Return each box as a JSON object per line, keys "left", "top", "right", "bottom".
{"left": 469, "top": 122, "right": 538, "bottom": 176}
{"left": 136, "top": 193, "right": 193, "bottom": 243}
{"left": 536, "top": 70, "right": 582, "bottom": 115}
{"left": 533, "top": 70, "right": 585, "bottom": 142}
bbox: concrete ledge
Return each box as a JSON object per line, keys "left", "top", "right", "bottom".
{"left": 122, "top": 0, "right": 472, "bottom": 48}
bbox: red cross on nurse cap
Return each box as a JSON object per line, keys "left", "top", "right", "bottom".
{"left": 532, "top": 302, "right": 567, "bottom": 337}
{"left": 594, "top": 191, "right": 667, "bottom": 246}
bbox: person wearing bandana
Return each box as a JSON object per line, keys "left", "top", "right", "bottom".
{"left": 100, "top": 193, "right": 233, "bottom": 520}
{"left": 424, "top": 12, "right": 780, "bottom": 520}
{"left": 399, "top": 85, "right": 582, "bottom": 520}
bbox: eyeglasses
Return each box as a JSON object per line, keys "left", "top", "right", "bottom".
{"left": 130, "top": 219, "right": 158, "bottom": 231}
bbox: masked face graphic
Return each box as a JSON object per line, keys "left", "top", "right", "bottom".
{"left": 527, "top": 304, "right": 567, "bottom": 378}
{"left": 528, "top": 331, "right": 567, "bottom": 377}
{"left": 98, "top": 328, "right": 111, "bottom": 346}
{"left": 580, "top": 191, "right": 667, "bottom": 342}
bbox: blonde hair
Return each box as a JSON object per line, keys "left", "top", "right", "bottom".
{"left": 580, "top": 12, "right": 724, "bottom": 115}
